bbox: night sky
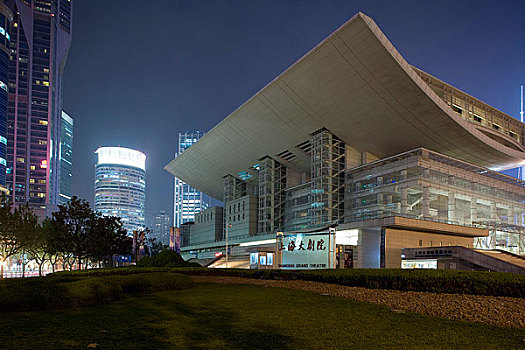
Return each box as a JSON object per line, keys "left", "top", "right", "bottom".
{"left": 63, "top": 0, "right": 525, "bottom": 225}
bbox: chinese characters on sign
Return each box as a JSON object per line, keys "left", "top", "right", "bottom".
{"left": 277, "top": 233, "right": 334, "bottom": 270}
{"left": 279, "top": 239, "right": 326, "bottom": 252}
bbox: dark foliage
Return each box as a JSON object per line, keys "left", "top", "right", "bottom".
{"left": 136, "top": 249, "right": 198, "bottom": 268}
{"left": 0, "top": 272, "right": 193, "bottom": 312}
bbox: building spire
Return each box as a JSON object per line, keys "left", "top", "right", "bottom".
{"left": 518, "top": 85, "right": 525, "bottom": 180}
{"left": 520, "top": 85, "right": 523, "bottom": 123}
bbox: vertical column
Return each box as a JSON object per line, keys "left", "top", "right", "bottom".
{"left": 491, "top": 202, "right": 498, "bottom": 222}
{"left": 311, "top": 129, "right": 345, "bottom": 226}
{"left": 376, "top": 176, "right": 384, "bottom": 218}
{"left": 257, "top": 156, "right": 286, "bottom": 234}
{"left": 448, "top": 191, "right": 456, "bottom": 223}
{"left": 400, "top": 170, "right": 407, "bottom": 215}
{"left": 470, "top": 197, "right": 477, "bottom": 224}
{"left": 400, "top": 188, "right": 408, "bottom": 215}
{"left": 509, "top": 206, "right": 515, "bottom": 225}
{"left": 422, "top": 186, "right": 430, "bottom": 218}
{"left": 376, "top": 192, "right": 384, "bottom": 218}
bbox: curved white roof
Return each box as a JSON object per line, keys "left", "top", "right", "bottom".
{"left": 165, "top": 12, "right": 525, "bottom": 200}
{"left": 96, "top": 147, "right": 146, "bottom": 171}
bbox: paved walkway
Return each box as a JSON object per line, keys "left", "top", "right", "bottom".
{"left": 190, "top": 276, "right": 525, "bottom": 329}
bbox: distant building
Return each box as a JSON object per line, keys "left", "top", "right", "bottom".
{"left": 58, "top": 111, "right": 73, "bottom": 204}
{"left": 5, "top": 0, "right": 73, "bottom": 210}
{"left": 95, "top": 147, "right": 146, "bottom": 234}
{"left": 172, "top": 132, "right": 216, "bottom": 227}
{"left": 0, "top": 2, "right": 12, "bottom": 194}
{"left": 151, "top": 210, "right": 171, "bottom": 245}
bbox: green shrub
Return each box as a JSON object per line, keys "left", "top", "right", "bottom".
{"left": 136, "top": 249, "right": 193, "bottom": 268}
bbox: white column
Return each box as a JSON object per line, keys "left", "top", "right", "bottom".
{"left": 470, "top": 197, "right": 477, "bottom": 224}
{"left": 448, "top": 191, "right": 456, "bottom": 223}
{"left": 422, "top": 186, "right": 430, "bottom": 218}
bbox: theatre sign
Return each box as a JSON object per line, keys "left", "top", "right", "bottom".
{"left": 277, "top": 228, "right": 336, "bottom": 269}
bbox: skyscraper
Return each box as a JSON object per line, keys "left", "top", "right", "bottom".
{"left": 58, "top": 110, "right": 72, "bottom": 204}
{"left": 94, "top": 147, "right": 146, "bottom": 235}
{"left": 0, "top": 2, "right": 12, "bottom": 194}
{"left": 151, "top": 210, "right": 171, "bottom": 246}
{"left": 173, "top": 131, "right": 214, "bottom": 227}
{"left": 5, "top": 0, "right": 73, "bottom": 210}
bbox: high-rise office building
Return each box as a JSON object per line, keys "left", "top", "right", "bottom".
{"left": 151, "top": 210, "right": 171, "bottom": 246}
{"left": 58, "top": 110, "right": 72, "bottom": 204}
{"left": 0, "top": 2, "right": 12, "bottom": 194}
{"left": 95, "top": 147, "right": 146, "bottom": 235}
{"left": 173, "top": 131, "right": 214, "bottom": 227}
{"left": 5, "top": 0, "right": 72, "bottom": 210}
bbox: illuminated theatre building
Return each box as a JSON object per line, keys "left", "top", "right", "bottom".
{"left": 95, "top": 147, "right": 146, "bottom": 234}
{"left": 165, "top": 13, "right": 525, "bottom": 272}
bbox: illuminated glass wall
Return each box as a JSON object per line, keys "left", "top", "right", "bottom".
{"left": 151, "top": 210, "right": 171, "bottom": 245}
{"left": 347, "top": 149, "right": 525, "bottom": 255}
{"left": 95, "top": 147, "right": 146, "bottom": 235}
{"left": 5, "top": 0, "right": 72, "bottom": 208}
{"left": 58, "top": 111, "right": 72, "bottom": 204}
{"left": 173, "top": 132, "right": 215, "bottom": 227}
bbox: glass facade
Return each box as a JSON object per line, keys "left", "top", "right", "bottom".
{"left": 94, "top": 147, "right": 146, "bottom": 235}
{"left": 173, "top": 132, "right": 215, "bottom": 227}
{"left": 58, "top": 110, "right": 72, "bottom": 204}
{"left": 5, "top": 0, "right": 72, "bottom": 209}
{"left": 347, "top": 149, "right": 525, "bottom": 255}
{"left": 151, "top": 210, "right": 171, "bottom": 245}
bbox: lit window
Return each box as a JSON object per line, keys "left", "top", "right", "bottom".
{"left": 38, "top": 140, "right": 47, "bottom": 145}
{"left": 42, "top": 81, "right": 49, "bottom": 86}
{"left": 30, "top": 165, "right": 35, "bottom": 170}
{"left": 39, "top": 120, "right": 48, "bottom": 125}
{"left": 17, "top": 157, "right": 24, "bottom": 163}
{"left": 37, "top": 193, "right": 45, "bottom": 198}
{"left": 29, "top": 178, "right": 35, "bottom": 183}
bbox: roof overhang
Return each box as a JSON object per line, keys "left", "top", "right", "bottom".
{"left": 165, "top": 12, "right": 525, "bottom": 200}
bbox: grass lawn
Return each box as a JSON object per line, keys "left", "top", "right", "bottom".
{"left": 0, "top": 283, "right": 523, "bottom": 349}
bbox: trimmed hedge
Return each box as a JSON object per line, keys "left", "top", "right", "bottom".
{"left": 50, "top": 266, "right": 183, "bottom": 278}
{"left": 172, "top": 267, "right": 525, "bottom": 298}
{"left": 0, "top": 272, "right": 193, "bottom": 312}
{"left": 51, "top": 266, "right": 525, "bottom": 298}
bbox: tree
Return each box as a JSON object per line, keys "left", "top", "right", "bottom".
{"left": 16, "top": 203, "right": 41, "bottom": 277}
{"left": 49, "top": 196, "right": 95, "bottom": 270}
{"left": 42, "top": 218, "right": 63, "bottom": 273}
{"left": 0, "top": 196, "right": 20, "bottom": 278}
{"left": 88, "top": 215, "right": 131, "bottom": 267}
{"left": 149, "top": 238, "right": 167, "bottom": 256}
